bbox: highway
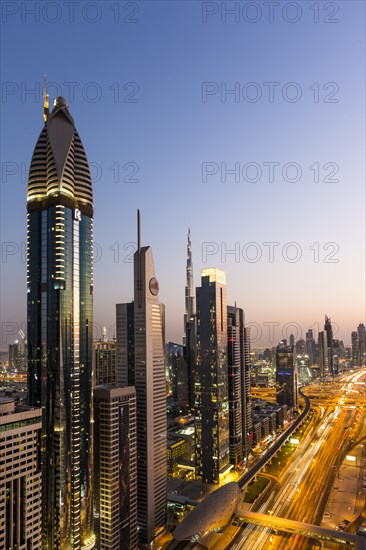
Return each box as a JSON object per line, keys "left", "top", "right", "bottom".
{"left": 229, "top": 370, "right": 366, "bottom": 550}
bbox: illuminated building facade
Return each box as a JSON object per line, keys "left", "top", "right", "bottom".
{"left": 116, "top": 212, "right": 167, "bottom": 545}
{"left": 0, "top": 398, "right": 42, "bottom": 549}
{"left": 93, "top": 385, "right": 137, "bottom": 550}
{"left": 227, "top": 306, "right": 243, "bottom": 466}
{"left": 275, "top": 344, "right": 298, "bottom": 410}
{"left": 195, "top": 268, "right": 230, "bottom": 484}
{"left": 27, "top": 94, "right": 94, "bottom": 549}
{"left": 94, "top": 339, "right": 116, "bottom": 385}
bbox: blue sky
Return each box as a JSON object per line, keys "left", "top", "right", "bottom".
{"left": 1, "top": 0, "right": 365, "bottom": 347}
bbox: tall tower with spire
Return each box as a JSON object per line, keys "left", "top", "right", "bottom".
{"left": 27, "top": 93, "right": 94, "bottom": 549}
{"left": 184, "top": 228, "right": 195, "bottom": 330}
{"left": 116, "top": 211, "right": 167, "bottom": 545}
{"left": 183, "top": 229, "right": 196, "bottom": 410}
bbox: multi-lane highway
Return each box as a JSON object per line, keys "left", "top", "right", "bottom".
{"left": 229, "top": 370, "right": 366, "bottom": 550}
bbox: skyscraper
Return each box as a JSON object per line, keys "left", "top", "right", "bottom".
{"left": 227, "top": 307, "right": 243, "bottom": 466}
{"left": 0, "top": 398, "right": 42, "bottom": 549}
{"left": 8, "top": 341, "right": 23, "bottom": 372}
{"left": 357, "top": 323, "right": 366, "bottom": 367}
{"left": 351, "top": 330, "right": 359, "bottom": 367}
{"left": 318, "top": 331, "right": 329, "bottom": 377}
{"left": 243, "top": 326, "right": 253, "bottom": 457}
{"left": 27, "top": 94, "right": 94, "bottom": 549}
{"left": 94, "top": 338, "right": 116, "bottom": 385}
{"left": 195, "top": 268, "right": 230, "bottom": 484}
{"left": 183, "top": 229, "right": 196, "bottom": 411}
{"left": 116, "top": 211, "right": 167, "bottom": 545}
{"left": 227, "top": 306, "right": 253, "bottom": 465}
{"left": 306, "top": 329, "right": 316, "bottom": 365}
{"left": 184, "top": 228, "right": 195, "bottom": 330}
{"left": 93, "top": 385, "right": 137, "bottom": 550}
{"left": 276, "top": 344, "right": 298, "bottom": 410}
{"left": 324, "top": 315, "right": 335, "bottom": 376}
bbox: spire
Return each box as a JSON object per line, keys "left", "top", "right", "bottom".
{"left": 43, "top": 75, "right": 49, "bottom": 123}
{"left": 184, "top": 226, "right": 195, "bottom": 326}
{"left": 137, "top": 209, "right": 142, "bottom": 308}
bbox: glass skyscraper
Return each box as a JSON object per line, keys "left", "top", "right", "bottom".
{"left": 27, "top": 95, "right": 94, "bottom": 549}
{"left": 195, "top": 268, "right": 230, "bottom": 484}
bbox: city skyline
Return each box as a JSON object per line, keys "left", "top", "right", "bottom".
{"left": 1, "top": 1, "right": 365, "bottom": 349}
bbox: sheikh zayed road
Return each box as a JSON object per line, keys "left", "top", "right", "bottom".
{"left": 167, "top": 369, "right": 366, "bottom": 550}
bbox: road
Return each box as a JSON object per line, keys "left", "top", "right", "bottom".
{"left": 229, "top": 370, "right": 366, "bottom": 550}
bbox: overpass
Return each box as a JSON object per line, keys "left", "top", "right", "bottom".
{"left": 238, "top": 388, "right": 311, "bottom": 488}
{"left": 234, "top": 510, "right": 366, "bottom": 550}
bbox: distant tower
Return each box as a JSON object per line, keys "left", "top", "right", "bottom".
{"left": 183, "top": 228, "right": 196, "bottom": 411}
{"left": 351, "top": 331, "right": 359, "bottom": 367}
{"left": 184, "top": 228, "right": 195, "bottom": 328}
{"left": 324, "top": 315, "right": 335, "bottom": 375}
{"left": 116, "top": 211, "right": 167, "bottom": 544}
{"left": 306, "top": 329, "right": 316, "bottom": 365}
{"left": 195, "top": 268, "right": 230, "bottom": 484}
{"left": 318, "top": 331, "right": 329, "bottom": 377}
{"left": 27, "top": 95, "right": 94, "bottom": 548}
{"left": 276, "top": 344, "right": 298, "bottom": 410}
{"left": 357, "top": 323, "right": 366, "bottom": 366}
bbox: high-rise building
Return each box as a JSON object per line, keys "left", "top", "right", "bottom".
{"left": 94, "top": 339, "right": 116, "bottom": 385}
{"left": 93, "top": 385, "right": 137, "bottom": 550}
{"left": 295, "top": 338, "right": 305, "bottom": 355}
{"left": 351, "top": 331, "right": 359, "bottom": 366}
{"left": 275, "top": 344, "right": 298, "bottom": 410}
{"left": 306, "top": 329, "right": 316, "bottom": 365}
{"left": 324, "top": 315, "right": 335, "bottom": 375}
{"left": 227, "top": 306, "right": 253, "bottom": 464}
{"left": 184, "top": 228, "right": 195, "bottom": 332}
{"left": 168, "top": 342, "right": 187, "bottom": 407}
{"left": 183, "top": 229, "right": 196, "bottom": 411}
{"left": 227, "top": 307, "right": 243, "bottom": 466}
{"left": 8, "top": 341, "right": 23, "bottom": 372}
{"left": 318, "top": 331, "right": 329, "bottom": 377}
{"left": 116, "top": 302, "right": 135, "bottom": 387}
{"left": 0, "top": 398, "right": 42, "bottom": 549}
{"left": 357, "top": 323, "right": 366, "bottom": 366}
{"left": 27, "top": 94, "right": 94, "bottom": 549}
{"left": 243, "top": 326, "right": 253, "bottom": 457}
{"left": 116, "top": 211, "right": 167, "bottom": 545}
{"left": 195, "top": 268, "right": 230, "bottom": 484}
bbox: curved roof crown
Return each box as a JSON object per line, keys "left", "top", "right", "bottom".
{"left": 27, "top": 99, "right": 92, "bottom": 215}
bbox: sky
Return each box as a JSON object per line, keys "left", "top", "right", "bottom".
{"left": 0, "top": 0, "right": 365, "bottom": 349}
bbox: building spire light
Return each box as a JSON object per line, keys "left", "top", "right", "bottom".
{"left": 43, "top": 74, "right": 49, "bottom": 123}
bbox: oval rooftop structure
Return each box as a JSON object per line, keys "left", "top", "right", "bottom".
{"left": 173, "top": 482, "right": 242, "bottom": 541}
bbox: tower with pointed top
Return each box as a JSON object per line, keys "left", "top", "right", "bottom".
{"left": 184, "top": 228, "right": 195, "bottom": 330}
{"left": 27, "top": 96, "right": 94, "bottom": 549}
{"left": 183, "top": 229, "right": 196, "bottom": 410}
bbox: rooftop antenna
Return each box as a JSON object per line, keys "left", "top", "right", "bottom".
{"left": 43, "top": 75, "right": 49, "bottom": 123}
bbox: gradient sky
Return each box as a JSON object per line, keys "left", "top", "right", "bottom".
{"left": 1, "top": 0, "right": 365, "bottom": 349}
